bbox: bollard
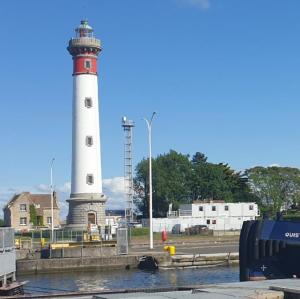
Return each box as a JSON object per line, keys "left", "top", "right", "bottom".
{"left": 162, "top": 230, "right": 167, "bottom": 242}
{"left": 169, "top": 245, "right": 176, "bottom": 255}
{"left": 164, "top": 245, "right": 176, "bottom": 256}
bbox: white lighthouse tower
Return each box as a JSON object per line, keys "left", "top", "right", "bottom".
{"left": 66, "top": 20, "right": 106, "bottom": 228}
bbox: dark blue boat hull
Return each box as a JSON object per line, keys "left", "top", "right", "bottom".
{"left": 239, "top": 219, "right": 300, "bottom": 281}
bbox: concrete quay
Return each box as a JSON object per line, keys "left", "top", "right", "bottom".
{"left": 10, "top": 279, "right": 300, "bottom": 298}
{"left": 16, "top": 253, "right": 168, "bottom": 275}
{"left": 160, "top": 252, "right": 239, "bottom": 269}
{"left": 15, "top": 238, "right": 240, "bottom": 274}
{"left": 93, "top": 279, "right": 299, "bottom": 298}
{"left": 16, "top": 251, "right": 238, "bottom": 274}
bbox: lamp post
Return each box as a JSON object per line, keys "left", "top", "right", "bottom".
{"left": 143, "top": 112, "right": 156, "bottom": 250}
{"left": 50, "top": 158, "right": 55, "bottom": 243}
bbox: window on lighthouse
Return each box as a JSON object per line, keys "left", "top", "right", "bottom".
{"left": 85, "top": 97, "right": 93, "bottom": 108}
{"left": 85, "top": 59, "right": 91, "bottom": 69}
{"left": 86, "top": 174, "right": 94, "bottom": 185}
{"left": 86, "top": 136, "right": 93, "bottom": 147}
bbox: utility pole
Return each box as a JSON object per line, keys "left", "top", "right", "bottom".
{"left": 50, "top": 158, "right": 55, "bottom": 243}
{"left": 143, "top": 112, "right": 156, "bottom": 250}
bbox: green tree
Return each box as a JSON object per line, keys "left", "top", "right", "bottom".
{"left": 134, "top": 150, "right": 191, "bottom": 217}
{"left": 189, "top": 154, "right": 254, "bottom": 202}
{"left": 29, "top": 204, "right": 37, "bottom": 226}
{"left": 134, "top": 150, "right": 256, "bottom": 217}
{"left": 245, "top": 166, "right": 300, "bottom": 214}
{"left": 0, "top": 219, "right": 4, "bottom": 227}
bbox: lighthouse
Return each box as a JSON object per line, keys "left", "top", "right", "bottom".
{"left": 66, "top": 20, "right": 106, "bottom": 228}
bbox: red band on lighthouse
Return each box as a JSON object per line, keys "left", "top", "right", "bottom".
{"left": 73, "top": 56, "right": 97, "bottom": 75}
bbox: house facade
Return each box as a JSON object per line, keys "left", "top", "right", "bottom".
{"left": 3, "top": 192, "right": 60, "bottom": 231}
{"left": 144, "top": 200, "right": 259, "bottom": 233}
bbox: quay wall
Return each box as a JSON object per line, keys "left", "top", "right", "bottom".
{"left": 160, "top": 252, "right": 239, "bottom": 269}
{"left": 16, "top": 252, "right": 239, "bottom": 274}
{"left": 16, "top": 254, "right": 168, "bottom": 275}
{"left": 16, "top": 246, "right": 116, "bottom": 260}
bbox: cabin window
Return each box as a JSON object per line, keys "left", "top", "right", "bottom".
{"left": 86, "top": 174, "right": 94, "bottom": 185}
{"left": 206, "top": 219, "right": 210, "bottom": 225}
{"left": 20, "top": 217, "right": 27, "bottom": 225}
{"left": 199, "top": 206, "right": 203, "bottom": 211}
{"left": 212, "top": 206, "right": 216, "bottom": 211}
{"left": 85, "top": 97, "right": 93, "bottom": 108}
{"left": 224, "top": 205, "right": 229, "bottom": 211}
{"left": 249, "top": 205, "right": 254, "bottom": 210}
{"left": 20, "top": 204, "right": 27, "bottom": 211}
{"left": 212, "top": 219, "right": 217, "bottom": 224}
{"left": 47, "top": 217, "right": 52, "bottom": 225}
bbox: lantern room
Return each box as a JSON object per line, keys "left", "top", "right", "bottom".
{"left": 75, "top": 20, "right": 94, "bottom": 38}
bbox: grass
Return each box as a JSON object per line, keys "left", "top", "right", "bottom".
{"left": 130, "top": 227, "right": 150, "bottom": 236}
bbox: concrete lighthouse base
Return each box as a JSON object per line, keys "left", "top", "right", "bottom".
{"left": 66, "top": 193, "right": 107, "bottom": 230}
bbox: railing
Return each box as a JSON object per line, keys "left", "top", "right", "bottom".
{"left": 14, "top": 228, "right": 117, "bottom": 250}
{"left": 0, "top": 228, "right": 14, "bottom": 252}
{"left": 179, "top": 210, "right": 192, "bottom": 217}
{"left": 167, "top": 210, "right": 193, "bottom": 217}
{"left": 167, "top": 211, "right": 178, "bottom": 218}
{"left": 69, "top": 37, "right": 101, "bottom": 48}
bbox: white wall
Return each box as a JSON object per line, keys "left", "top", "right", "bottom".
{"left": 71, "top": 74, "right": 103, "bottom": 195}
{"left": 143, "top": 202, "right": 259, "bottom": 233}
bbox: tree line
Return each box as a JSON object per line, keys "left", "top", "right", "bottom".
{"left": 134, "top": 150, "right": 300, "bottom": 217}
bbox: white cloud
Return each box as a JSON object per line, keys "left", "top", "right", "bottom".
{"left": 35, "top": 184, "right": 50, "bottom": 192}
{"left": 176, "top": 0, "right": 211, "bottom": 10}
{"left": 57, "top": 182, "right": 71, "bottom": 193}
{"left": 269, "top": 163, "right": 280, "bottom": 167}
{"left": 103, "top": 177, "right": 125, "bottom": 194}
{"left": 103, "top": 177, "right": 126, "bottom": 210}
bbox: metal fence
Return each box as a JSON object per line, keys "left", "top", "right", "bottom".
{"left": 0, "top": 228, "right": 14, "bottom": 251}
{"left": 117, "top": 228, "right": 128, "bottom": 255}
{"left": 14, "top": 228, "right": 118, "bottom": 249}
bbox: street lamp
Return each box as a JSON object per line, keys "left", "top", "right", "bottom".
{"left": 50, "top": 158, "right": 55, "bottom": 243}
{"left": 143, "top": 112, "right": 156, "bottom": 250}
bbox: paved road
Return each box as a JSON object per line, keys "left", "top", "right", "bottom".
{"left": 130, "top": 242, "right": 239, "bottom": 255}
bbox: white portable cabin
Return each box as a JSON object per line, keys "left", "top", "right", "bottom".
{"left": 144, "top": 201, "right": 259, "bottom": 233}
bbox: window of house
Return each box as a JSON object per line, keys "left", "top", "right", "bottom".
{"left": 206, "top": 219, "right": 210, "bottom": 225}
{"left": 86, "top": 136, "right": 93, "bottom": 147}
{"left": 199, "top": 206, "right": 203, "bottom": 212}
{"left": 47, "top": 217, "right": 52, "bottom": 225}
{"left": 249, "top": 205, "right": 254, "bottom": 210}
{"left": 224, "top": 205, "right": 229, "bottom": 211}
{"left": 84, "top": 59, "right": 91, "bottom": 69}
{"left": 212, "top": 206, "right": 216, "bottom": 211}
{"left": 85, "top": 97, "right": 93, "bottom": 108}
{"left": 86, "top": 174, "right": 94, "bottom": 185}
{"left": 20, "top": 217, "right": 27, "bottom": 225}
{"left": 20, "top": 204, "right": 27, "bottom": 211}
{"left": 212, "top": 219, "right": 217, "bottom": 224}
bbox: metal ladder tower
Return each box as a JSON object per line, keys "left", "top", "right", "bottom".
{"left": 121, "top": 116, "right": 135, "bottom": 224}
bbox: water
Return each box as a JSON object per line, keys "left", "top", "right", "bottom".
{"left": 19, "top": 266, "right": 239, "bottom": 295}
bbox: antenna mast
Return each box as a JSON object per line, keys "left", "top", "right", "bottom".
{"left": 121, "top": 116, "right": 135, "bottom": 224}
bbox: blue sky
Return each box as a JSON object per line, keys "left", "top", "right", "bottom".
{"left": 1, "top": 0, "right": 300, "bottom": 216}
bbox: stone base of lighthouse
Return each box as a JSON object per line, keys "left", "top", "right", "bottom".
{"left": 66, "top": 193, "right": 107, "bottom": 229}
